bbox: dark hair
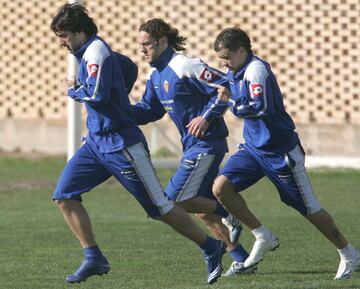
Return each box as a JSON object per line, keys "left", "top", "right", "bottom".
{"left": 139, "top": 18, "right": 186, "bottom": 51}
{"left": 214, "top": 27, "right": 252, "bottom": 53}
{"left": 51, "top": 3, "right": 98, "bottom": 36}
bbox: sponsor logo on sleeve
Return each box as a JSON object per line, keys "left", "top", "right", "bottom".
{"left": 88, "top": 64, "right": 99, "bottom": 77}
{"left": 251, "top": 83, "right": 263, "bottom": 97}
{"left": 199, "top": 68, "right": 215, "bottom": 82}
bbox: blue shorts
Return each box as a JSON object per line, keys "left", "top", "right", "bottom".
{"left": 165, "top": 149, "right": 225, "bottom": 202}
{"left": 219, "top": 145, "right": 321, "bottom": 215}
{"left": 53, "top": 141, "right": 173, "bottom": 217}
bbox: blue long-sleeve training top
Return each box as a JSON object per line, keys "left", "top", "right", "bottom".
{"left": 67, "top": 35, "right": 145, "bottom": 153}
{"left": 227, "top": 52, "right": 300, "bottom": 154}
{"left": 132, "top": 47, "right": 229, "bottom": 153}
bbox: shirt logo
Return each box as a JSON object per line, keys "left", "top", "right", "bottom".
{"left": 251, "top": 83, "right": 263, "bottom": 97}
{"left": 88, "top": 64, "right": 99, "bottom": 77}
{"left": 199, "top": 68, "right": 214, "bottom": 82}
{"left": 163, "top": 80, "right": 169, "bottom": 93}
{"left": 161, "top": 99, "right": 173, "bottom": 111}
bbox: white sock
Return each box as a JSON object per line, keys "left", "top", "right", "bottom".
{"left": 251, "top": 225, "right": 272, "bottom": 241}
{"left": 338, "top": 244, "right": 356, "bottom": 260}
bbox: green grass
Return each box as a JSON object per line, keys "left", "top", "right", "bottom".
{"left": 0, "top": 157, "right": 359, "bottom": 289}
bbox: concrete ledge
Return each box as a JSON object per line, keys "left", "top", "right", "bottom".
{"left": 152, "top": 156, "right": 360, "bottom": 170}
{"left": 305, "top": 156, "right": 360, "bottom": 169}
{"left": 0, "top": 119, "right": 359, "bottom": 170}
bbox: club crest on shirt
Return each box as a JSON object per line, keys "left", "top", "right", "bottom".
{"left": 163, "top": 80, "right": 169, "bottom": 93}
{"left": 251, "top": 83, "right": 263, "bottom": 97}
{"left": 88, "top": 64, "right": 99, "bottom": 77}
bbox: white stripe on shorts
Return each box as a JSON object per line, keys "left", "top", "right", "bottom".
{"left": 123, "top": 143, "right": 173, "bottom": 215}
{"left": 176, "top": 153, "right": 215, "bottom": 202}
{"left": 286, "top": 145, "right": 321, "bottom": 214}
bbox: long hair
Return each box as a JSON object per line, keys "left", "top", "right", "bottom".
{"left": 139, "top": 18, "right": 186, "bottom": 51}
{"left": 51, "top": 3, "right": 98, "bottom": 36}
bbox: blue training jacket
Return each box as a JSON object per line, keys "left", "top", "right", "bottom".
{"left": 115, "top": 52, "right": 138, "bottom": 94}
{"left": 67, "top": 35, "right": 145, "bottom": 153}
{"left": 227, "top": 52, "right": 300, "bottom": 154}
{"left": 133, "top": 47, "right": 229, "bottom": 153}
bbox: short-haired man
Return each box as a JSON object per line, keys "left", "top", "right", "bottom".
{"left": 50, "top": 4, "right": 228, "bottom": 284}
{"left": 212, "top": 27, "right": 360, "bottom": 280}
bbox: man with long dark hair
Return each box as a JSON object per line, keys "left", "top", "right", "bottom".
{"left": 51, "top": 4, "right": 228, "bottom": 284}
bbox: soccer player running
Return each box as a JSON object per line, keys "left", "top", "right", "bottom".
{"left": 211, "top": 27, "right": 360, "bottom": 279}
{"left": 133, "top": 18, "right": 253, "bottom": 278}
{"left": 50, "top": 4, "right": 228, "bottom": 284}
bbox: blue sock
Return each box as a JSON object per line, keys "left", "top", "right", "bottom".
{"left": 199, "top": 236, "right": 217, "bottom": 255}
{"left": 229, "top": 245, "right": 249, "bottom": 263}
{"left": 213, "top": 201, "right": 228, "bottom": 218}
{"left": 84, "top": 245, "right": 104, "bottom": 262}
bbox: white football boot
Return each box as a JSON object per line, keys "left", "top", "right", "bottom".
{"left": 222, "top": 214, "right": 242, "bottom": 243}
{"left": 222, "top": 261, "right": 257, "bottom": 277}
{"left": 334, "top": 247, "right": 360, "bottom": 280}
{"left": 244, "top": 232, "right": 280, "bottom": 268}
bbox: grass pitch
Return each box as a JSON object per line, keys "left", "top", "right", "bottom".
{"left": 0, "top": 157, "right": 359, "bottom": 289}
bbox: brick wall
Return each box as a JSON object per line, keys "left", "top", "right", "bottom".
{"left": 1, "top": 0, "right": 359, "bottom": 155}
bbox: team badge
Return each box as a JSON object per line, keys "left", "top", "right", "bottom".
{"left": 88, "top": 64, "right": 99, "bottom": 77}
{"left": 251, "top": 83, "right": 263, "bottom": 97}
{"left": 163, "top": 80, "right": 169, "bottom": 93}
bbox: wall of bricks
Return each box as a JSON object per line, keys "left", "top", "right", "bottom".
{"left": 0, "top": 0, "right": 359, "bottom": 155}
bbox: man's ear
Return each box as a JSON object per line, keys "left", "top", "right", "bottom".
{"left": 159, "top": 35, "right": 168, "bottom": 47}
{"left": 237, "top": 47, "right": 245, "bottom": 54}
{"left": 75, "top": 31, "right": 86, "bottom": 39}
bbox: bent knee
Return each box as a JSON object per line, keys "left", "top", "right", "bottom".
{"left": 212, "top": 177, "right": 224, "bottom": 197}
{"left": 54, "top": 198, "right": 77, "bottom": 209}
{"left": 212, "top": 175, "right": 231, "bottom": 199}
{"left": 54, "top": 199, "right": 64, "bottom": 206}
{"left": 54, "top": 199, "right": 69, "bottom": 212}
